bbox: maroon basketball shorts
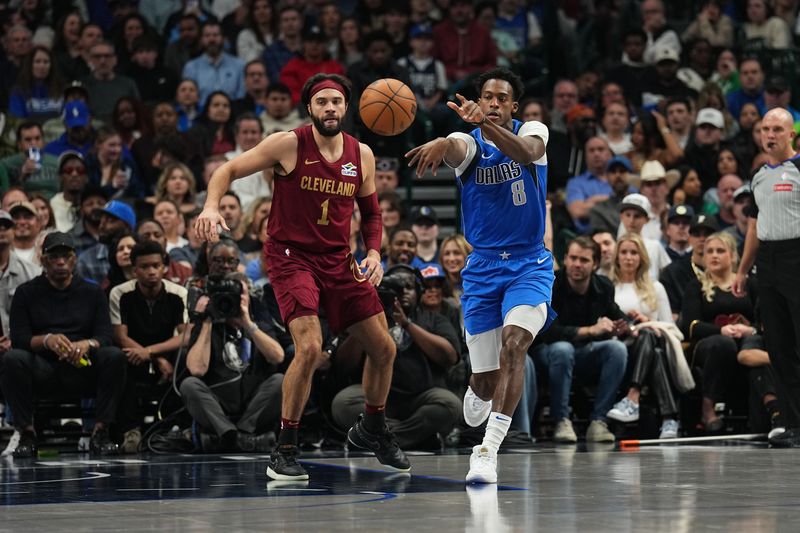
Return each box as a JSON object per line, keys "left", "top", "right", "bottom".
{"left": 266, "top": 241, "right": 384, "bottom": 333}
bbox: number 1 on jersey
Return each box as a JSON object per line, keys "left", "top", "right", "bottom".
{"left": 511, "top": 179, "right": 527, "bottom": 206}
{"left": 317, "top": 199, "right": 330, "bottom": 225}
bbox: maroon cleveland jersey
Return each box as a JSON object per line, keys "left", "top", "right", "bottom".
{"left": 268, "top": 124, "right": 363, "bottom": 254}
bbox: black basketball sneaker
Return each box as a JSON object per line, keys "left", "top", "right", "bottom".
{"left": 347, "top": 414, "right": 411, "bottom": 472}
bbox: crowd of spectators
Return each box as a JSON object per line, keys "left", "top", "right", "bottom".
{"left": 0, "top": 0, "right": 798, "bottom": 455}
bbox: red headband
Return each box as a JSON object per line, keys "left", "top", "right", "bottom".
{"left": 309, "top": 79, "right": 346, "bottom": 101}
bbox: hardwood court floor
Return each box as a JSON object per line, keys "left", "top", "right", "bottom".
{"left": 1, "top": 442, "right": 798, "bottom": 532}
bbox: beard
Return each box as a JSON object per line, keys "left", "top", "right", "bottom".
{"left": 311, "top": 114, "right": 341, "bottom": 137}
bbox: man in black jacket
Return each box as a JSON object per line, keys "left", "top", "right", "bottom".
{"left": 331, "top": 265, "right": 461, "bottom": 449}
{"left": 531, "top": 237, "right": 628, "bottom": 443}
{"left": 1, "top": 232, "right": 126, "bottom": 457}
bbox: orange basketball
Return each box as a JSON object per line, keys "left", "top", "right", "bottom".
{"left": 359, "top": 78, "right": 417, "bottom": 136}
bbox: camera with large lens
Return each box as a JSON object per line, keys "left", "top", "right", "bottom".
{"left": 206, "top": 274, "right": 243, "bottom": 322}
{"left": 376, "top": 273, "right": 405, "bottom": 312}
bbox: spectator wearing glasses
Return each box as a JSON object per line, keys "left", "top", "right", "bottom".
{"left": 1, "top": 232, "right": 126, "bottom": 458}
{"left": 82, "top": 41, "right": 140, "bottom": 124}
{"left": 233, "top": 61, "right": 271, "bottom": 118}
{"left": 50, "top": 152, "right": 88, "bottom": 233}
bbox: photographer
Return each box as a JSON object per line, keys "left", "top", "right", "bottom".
{"left": 331, "top": 265, "right": 461, "bottom": 449}
{"left": 181, "top": 270, "right": 285, "bottom": 452}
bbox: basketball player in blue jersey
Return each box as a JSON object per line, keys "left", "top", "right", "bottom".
{"left": 406, "top": 68, "right": 555, "bottom": 484}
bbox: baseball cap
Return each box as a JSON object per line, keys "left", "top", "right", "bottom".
{"left": 99, "top": 200, "right": 136, "bottom": 229}
{"left": 8, "top": 201, "right": 37, "bottom": 217}
{"left": 667, "top": 204, "right": 695, "bottom": 222}
{"left": 733, "top": 184, "right": 753, "bottom": 202}
{"left": 58, "top": 150, "right": 85, "bottom": 171}
{"left": 376, "top": 156, "right": 399, "bottom": 172}
{"left": 64, "top": 100, "right": 91, "bottom": 128}
{"left": 419, "top": 263, "right": 445, "bottom": 280}
{"left": 42, "top": 232, "right": 76, "bottom": 253}
{"left": 80, "top": 183, "right": 110, "bottom": 205}
{"left": 409, "top": 23, "right": 434, "bottom": 39}
{"left": 619, "top": 193, "right": 651, "bottom": 216}
{"left": 302, "top": 26, "right": 326, "bottom": 42}
{"left": 0, "top": 210, "right": 13, "bottom": 228}
{"left": 411, "top": 205, "right": 439, "bottom": 225}
{"left": 565, "top": 104, "right": 595, "bottom": 125}
{"left": 690, "top": 214, "right": 720, "bottom": 234}
{"left": 63, "top": 80, "right": 89, "bottom": 100}
{"left": 653, "top": 45, "right": 680, "bottom": 64}
{"left": 695, "top": 107, "right": 724, "bottom": 129}
{"left": 765, "top": 75, "right": 789, "bottom": 93}
{"left": 606, "top": 155, "right": 633, "bottom": 173}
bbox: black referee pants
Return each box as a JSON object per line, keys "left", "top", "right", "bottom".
{"left": 757, "top": 239, "right": 800, "bottom": 427}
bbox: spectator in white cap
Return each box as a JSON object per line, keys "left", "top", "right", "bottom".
{"left": 684, "top": 107, "right": 725, "bottom": 191}
{"left": 0, "top": 209, "right": 41, "bottom": 346}
{"left": 9, "top": 201, "right": 42, "bottom": 265}
{"left": 619, "top": 193, "right": 671, "bottom": 279}
{"left": 626, "top": 159, "right": 679, "bottom": 241}
{"left": 640, "top": 44, "right": 694, "bottom": 110}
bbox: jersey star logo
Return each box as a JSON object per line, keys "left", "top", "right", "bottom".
{"left": 341, "top": 162, "right": 357, "bottom": 177}
{"left": 499, "top": 251, "right": 510, "bottom": 260}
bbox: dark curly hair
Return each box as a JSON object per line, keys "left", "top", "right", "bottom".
{"left": 474, "top": 67, "right": 525, "bottom": 102}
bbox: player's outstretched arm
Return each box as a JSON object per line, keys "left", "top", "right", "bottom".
{"left": 195, "top": 131, "right": 296, "bottom": 242}
{"left": 405, "top": 137, "right": 468, "bottom": 178}
{"left": 448, "top": 93, "right": 545, "bottom": 164}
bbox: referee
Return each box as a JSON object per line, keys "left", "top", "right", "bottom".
{"left": 734, "top": 108, "right": 800, "bottom": 446}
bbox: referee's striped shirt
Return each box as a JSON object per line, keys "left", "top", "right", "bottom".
{"left": 749, "top": 155, "right": 800, "bottom": 241}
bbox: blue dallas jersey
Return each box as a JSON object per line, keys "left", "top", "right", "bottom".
{"left": 450, "top": 119, "right": 549, "bottom": 252}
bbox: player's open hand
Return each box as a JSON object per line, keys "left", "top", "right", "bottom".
{"left": 360, "top": 250, "right": 383, "bottom": 286}
{"left": 194, "top": 208, "right": 229, "bottom": 243}
{"left": 447, "top": 93, "right": 485, "bottom": 125}
{"left": 405, "top": 138, "right": 449, "bottom": 178}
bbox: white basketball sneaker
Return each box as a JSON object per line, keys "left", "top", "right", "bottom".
{"left": 466, "top": 445, "right": 498, "bottom": 484}
{"left": 463, "top": 386, "right": 492, "bottom": 427}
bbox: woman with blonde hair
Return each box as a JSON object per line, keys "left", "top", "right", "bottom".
{"left": 680, "top": 232, "right": 781, "bottom": 434}
{"left": 238, "top": 196, "right": 272, "bottom": 258}
{"left": 439, "top": 233, "right": 472, "bottom": 305}
{"left": 152, "top": 162, "right": 197, "bottom": 214}
{"left": 606, "top": 233, "right": 681, "bottom": 438}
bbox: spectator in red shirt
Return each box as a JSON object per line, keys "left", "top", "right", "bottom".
{"left": 432, "top": 0, "right": 497, "bottom": 83}
{"left": 279, "top": 27, "right": 345, "bottom": 106}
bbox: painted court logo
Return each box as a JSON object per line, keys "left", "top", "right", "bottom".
{"left": 341, "top": 162, "right": 357, "bottom": 177}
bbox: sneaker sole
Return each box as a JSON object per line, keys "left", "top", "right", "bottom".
{"left": 347, "top": 431, "right": 411, "bottom": 473}
{"left": 266, "top": 466, "right": 309, "bottom": 481}
{"left": 607, "top": 411, "right": 639, "bottom": 423}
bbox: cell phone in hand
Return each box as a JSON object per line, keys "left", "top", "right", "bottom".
{"left": 28, "top": 147, "right": 42, "bottom": 170}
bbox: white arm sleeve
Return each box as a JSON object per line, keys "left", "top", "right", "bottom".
{"left": 518, "top": 121, "right": 549, "bottom": 165}
{"left": 444, "top": 132, "right": 478, "bottom": 176}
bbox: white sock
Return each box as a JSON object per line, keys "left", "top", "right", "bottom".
{"left": 481, "top": 412, "right": 511, "bottom": 454}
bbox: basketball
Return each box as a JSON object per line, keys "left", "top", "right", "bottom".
{"left": 359, "top": 78, "right": 417, "bottom": 136}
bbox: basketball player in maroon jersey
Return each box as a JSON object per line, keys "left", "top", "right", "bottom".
{"left": 195, "top": 74, "right": 410, "bottom": 481}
